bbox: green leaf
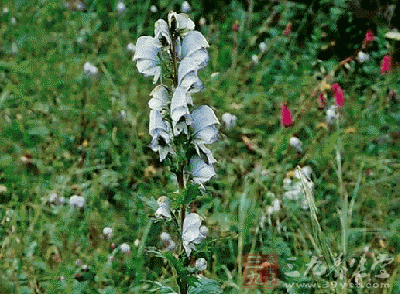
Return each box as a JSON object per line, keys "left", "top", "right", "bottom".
{"left": 177, "top": 183, "right": 200, "bottom": 206}
{"left": 322, "top": 131, "right": 339, "bottom": 158}
{"left": 188, "top": 276, "right": 223, "bottom": 294}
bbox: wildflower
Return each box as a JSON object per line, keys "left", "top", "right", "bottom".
{"left": 116, "top": 1, "right": 125, "bottom": 14}
{"left": 149, "top": 110, "right": 173, "bottom": 161}
{"left": 134, "top": 239, "right": 140, "bottom": 247}
{"left": 210, "top": 72, "right": 219, "bottom": 79}
{"left": 170, "top": 87, "right": 192, "bottom": 135}
{"left": 76, "top": 259, "right": 82, "bottom": 266}
{"left": 49, "top": 192, "right": 59, "bottom": 203}
{"left": 252, "top": 54, "right": 259, "bottom": 64}
{"left": 160, "top": 232, "right": 175, "bottom": 251}
{"left": 11, "top": 42, "right": 18, "bottom": 54}
{"left": 259, "top": 42, "right": 267, "bottom": 53}
{"left": 289, "top": 137, "right": 302, "bottom": 153}
{"left": 199, "top": 17, "right": 206, "bottom": 27}
{"left": 108, "top": 255, "right": 114, "bottom": 262}
{"left": 232, "top": 21, "right": 239, "bottom": 32}
{"left": 281, "top": 103, "right": 293, "bottom": 127}
{"left": 195, "top": 258, "right": 207, "bottom": 271}
{"left": 181, "top": 1, "right": 191, "bottom": 13}
{"left": 363, "top": 30, "right": 374, "bottom": 48}
{"left": 380, "top": 55, "right": 391, "bottom": 74}
{"left": 133, "top": 36, "right": 161, "bottom": 84}
{"left": 127, "top": 42, "right": 136, "bottom": 53}
{"left": 326, "top": 104, "right": 338, "bottom": 125}
{"left": 331, "top": 83, "right": 345, "bottom": 108}
{"left": 120, "top": 243, "right": 130, "bottom": 254}
{"left": 221, "top": 113, "right": 237, "bottom": 130}
{"left": 76, "top": 1, "right": 85, "bottom": 11}
{"left": 272, "top": 199, "right": 281, "bottom": 212}
{"left": 155, "top": 196, "right": 171, "bottom": 218}
{"left": 148, "top": 85, "right": 169, "bottom": 111}
{"left": 191, "top": 105, "right": 219, "bottom": 146}
{"left": 11, "top": 17, "right": 16, "bottom": 25}
{"left": 3, "top": 7, "right": 9, "bottom": 13}
{"left": 182, "top": 213, "right": 208, "bottom": 256}
{"left": 150, "top": 5, "right": 157, "bottom": 13}
{"left": 187, "top": 156, "right": 216, "bottom": 184}
{"left": 283, "top": 22, "right": 292, "bottom": 35}
{"left": 69, "top": 195, "right": 85, "bottom": 208}
{"left": 318, "top": 92, "right": 327, "bottom": 109}
{"left": 168, "top": 11, "right": 195, "bottom": 35}
{"left": 103, "top": 227, "right": 113, "bottom": 239}
{"left": 357, "top": 51, "right": 369, "bottom": 63}
{"left": 295, "top": 166, "right": 312, "bottom": 179}
{"left": 83, "top": 62, "right": 98, "bottom": 75}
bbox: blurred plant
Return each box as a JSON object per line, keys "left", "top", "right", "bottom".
{"left": 133, "top": 11, "right": 221, "bottom": 294}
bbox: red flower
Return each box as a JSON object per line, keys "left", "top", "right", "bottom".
{"left": 380, "top": 55, "right": 391, "bottom": 74}
{"left": 363, "top": 30, "right": 374, "bottom": 48}
{"left": 331, "top": 83, "right": 345, "bottom": 108}
{"left": 232, "top": 21, "right": 239, "bottom": 32}
{"left": 318, "top": 93, "right": 327, "bottom": 109}
{"left": 281, "top": 103, "right": 293, "bottom": 127}
{"left": 283, "top": 22, "right": 292, "bottom": 35}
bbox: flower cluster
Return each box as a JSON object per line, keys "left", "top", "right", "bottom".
{"left": 283, "top": 166, "right": 314, "bottom": 210}
{"left": 133, "top": 12, "right": 218, "bottom": 185}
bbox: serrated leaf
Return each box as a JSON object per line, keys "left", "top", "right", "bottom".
{"left": 188, "top": 276, "right": 223, "bottom": 294}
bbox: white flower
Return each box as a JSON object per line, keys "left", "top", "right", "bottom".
{"left": 210, "top": 72, "right": 219, "bottom": 79}
{"left": 179, "top": 71, "right": 203, "bottom": 93}
{"left": 76, "top": 1, "right": 85, "bottom": 11}
{"left": 170, "top": 87, "right": 192, "bottom": 135}
{"left": 134, "top": 239, "right": 140, "bottom": 247}
{"left": 160, "top": 232, "right": 172, "bottom": 242}
{"left": 178, "top": 49, "right": 209, "bottom": 81}
{"left": 181, "top": 1, "right": 191, "bottom": 13}
{"left": 272, "top": 199, "right": 281, "bottom": 212}
{"left": 69, "top": 195, "right": 85, "bottom": 208}
{"left": 83, "top": 62, "right": 98, "bottom": 75}
{"left": 266, "top": 206, "right": 274, "bottom": 215}
{"left": 289, "top": 137, "right": 302, "bottom": 153}
{"left": 148, "top": 85, "right": 169, "bottom": 111}
{"left": 181, "top": 31, "right": 209, "bottom": 58}
{"left": 11, "top": 42, "right": 18, "bottom": 54}
{"left": 182, "top": 213, "right": 207, "bottom": 256}
{"left": 357, "top": 51, "right": 369, "bottom": 63}
{"left": 294, "top": 166, "right": 312, "bottom": 180}
{"left": 187, "top": 156, "right": 216, "bottom": 184}
{"left": 120, "top": 243, "right": 130, "bottom": 253}
{"left": 133, "top": 36, "right": 161, "bottom": 84}
{"left": 191, "top": 105, "right": 219, "bottom": 145}
{"left": 252, "top": 54, "right": 259, "bottom": 64}
{"left": 199, "top": 17, "right": 206, "bottom": 27}
{"left": 195, "top": 258, "right": 207, "bottom": 271}
{"left": 49, "top": 192, "right": 58, "bottom": 203}
{"left": 127, "top": 42, "right": 136, "bottom": 53}
{"left": 3, "top": 7, "right": 9, "bottom": 13}
{"left": 326, "top": 105, "right": 338, "bottom": 125}
{"left": 149, "top": 110, "right": 173, "bottom": 161}
{"left": 11, "top": 17, "right": 16, "bottom": 25}
{"left": 150, "top": 5, "right": 157, "bottom": 13}
{"left": 221, "top": 113, "right": 237, "bottom": 130}
{"left": 117, "top": 1, "right": 126, "bottom": 13}
{"left": 103, "top": 227, "right": 113, "bottom": 239}
{"left": 168, "top": 12, "right": 195, "bottom": 36}
{"left": 259, "top": 42, "right": 267, "bottom": 53}
{"left": 154, "top": 19, "right": 171, "bottom": 47}
{"left": 155, "top": 196, "right": 171, "bottom": 218}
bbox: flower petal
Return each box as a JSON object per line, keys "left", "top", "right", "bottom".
{"left": 154, "top": 19, "right": 171, "bottom": 47}
{"left": 171, "top": 87, "right": 192, "bottom": 124}
{"left": 181, "top": 31, "right": 209, "bottom": 59}
{"left": 133, "top": 36, "right": 160, "bottom": 61}
{"left": 188, "top": 155, "right": 216, "bottom": 184}
{"left": 149, "top": 84, "right": 170, "bottom": 110}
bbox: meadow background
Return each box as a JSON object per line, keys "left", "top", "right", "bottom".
{"left": 1, "top": 0, "right": 400, "bottom": 293}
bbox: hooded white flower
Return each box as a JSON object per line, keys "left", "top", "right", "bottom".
{"left": 181, "top": 1, "right": 191, "bottom": 13}
{"left": 127, "top": 42, "right": 136, "bottom": 53}
{"left": 181, "top": 31, "right": 209, "bottom": 58}
{"left": 49, "top": 192, "right": 58, "bottom": 203}
{"left": 83, "top": 62, "right": 98, "bottom": 75}
{"left": 154, "top": 19, "right": 172, "bottom": 47}
{"left": 149, "top": 85, "right": 170, "bottom": 111}
{"left": 133, "top": 36, "right": 161, "bottom": 84}
{"left": 259, "top": 42, "right": 267, "bottom": 53}
{"left": 357, "top": 51, "right": 369, "bottom": 63}
{"left": 170, "top": 87, "right": 192, "bottom": 135}
{"left": 294, "top": 166, "right": 312, "bottom": 180}
{"left": 69, "top": 195, "right": 85, "bottom": 208}
{"left": 103, "top": 227, "right": 113, "bottom": 239}
{"left": 187, "top": 156, "right": 216, "bottom": 184}
{"left": 168, "top": 12, "right": 195, "bottom": 36}
{"left": 178, "top": 49, "right": 209, "bottom": 82}
{"left": 272, "top": 199, "right": 281, "bottom": 212}
{"left": 195, "top": 258, "right": 207, "bottom": 271}
{"left": 117, "top": 1, "right": 126, "bottom": 13}
{"left": 182, "top": 213, "right": 207, "bottom": 256}
{"left": 149, "top": 110, "right": 173, "bottom": 161}
{"left": 221, "top": 113, "right": 237, "bottom": 130}
{"left": 289, "top": 137, "right": 302, "bottom": 153}
{"left": 155, "top": 196, "right": 171, "bottom": 218}
{"left": 160, "top": 232, "right": 172, "bottom": 242}
{"left": 150, "top": 5, "right": 157, "bottom": 12}
{"left": 191, "top": 105, "right": 219, "bottom": 145}
{"left": 179, "top": 71, "right": 203, "bottom": 93}
{"left": 120, "top": 243, "right": 130, "bottom": 253}
{"left": 326, "top": 105, "right": 338, "bottom": 125}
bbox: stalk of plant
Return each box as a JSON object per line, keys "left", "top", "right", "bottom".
{"left": 133, "top": 12, "right": 221, "bottom": 294}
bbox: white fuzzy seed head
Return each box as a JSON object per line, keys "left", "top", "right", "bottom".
{"left": 120, "top": 243, "right": 130, "bottom": 253}
{"left": 289, "top": 137, "right": 302, "bottom": 153}
{"left": 150, "top": 5, "right": 157, "bottom": 13}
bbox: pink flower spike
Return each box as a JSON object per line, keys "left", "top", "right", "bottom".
{"left": 331, "top": 83, "right": 345, "bottom": 108}
{"left": 281, "top": 103, "right": 293, "bottom": 127}
{"left": 363, "top": 30, "right": 374, "bottom": 48}
{"left": 380, "top": 55, "right": 391, "bottom": 74}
